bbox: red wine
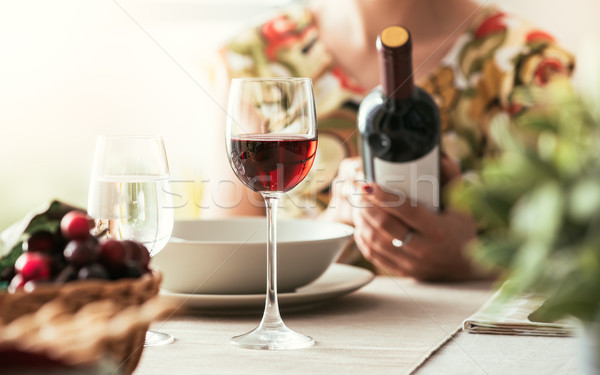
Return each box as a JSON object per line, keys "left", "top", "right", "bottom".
{"left": 229, "top": 134, "right": 318, "bottom": 193}
{"left": 358, "top": 25, "right": 441, "bottom": 210}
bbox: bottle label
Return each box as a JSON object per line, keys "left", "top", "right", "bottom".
{"left": 373, "top": 146, "right": 440, "bottom": 211}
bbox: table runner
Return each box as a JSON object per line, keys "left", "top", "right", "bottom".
{"left": 135, "top": 276, "right": 492, "bottom": 375}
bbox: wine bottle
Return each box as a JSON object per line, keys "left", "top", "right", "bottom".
{"left": 358, "top": 25, "right": 441, "bottom": 211}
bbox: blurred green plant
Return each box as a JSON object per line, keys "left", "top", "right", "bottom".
{"left": 451, "top": 79, "right": 600, "bottom": 324}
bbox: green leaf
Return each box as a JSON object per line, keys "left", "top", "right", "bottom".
{"left": 510, "top": 182, "right": 563, "bottom": 244}
{"left": 472, "top": 234, "right": 521, "bottom": 268}
{"left": 530, "top": 275, "right": 600, "bottom": 322}
{"left": 506, "top": 240, "right": 550, "bottom": 291}
{"left": 0, "top": 245, "right": 24, "bottom": 279}
{"left": 537, "top": 132, "right": 557, "bottom": 161}
{"left": 489, "top": 116, "right": 520, "bottom": 152}
{"left": 569, "top": 178, "right": 600, "bottom": 222}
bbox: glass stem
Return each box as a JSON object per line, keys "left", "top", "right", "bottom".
{"left": 260, "top": 192, "right": 284, "bottom": 329}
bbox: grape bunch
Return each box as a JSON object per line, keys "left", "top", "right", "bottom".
{"left": 1, "top": 210, "right": 151, "bottom": 293}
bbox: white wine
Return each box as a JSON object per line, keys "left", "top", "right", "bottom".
{"left": 87, "top": 175, "right": 174, "bottom": 255}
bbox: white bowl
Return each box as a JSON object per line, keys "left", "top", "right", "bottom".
{"left": 152, "top": 218, "right": 354, "bottom": 294}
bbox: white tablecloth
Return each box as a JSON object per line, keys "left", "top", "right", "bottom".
{"left": 135, "top": 276, "right": 577, "bottom": 374}
{"left": 414, "top": 331, "right": 579, "bottom": 375}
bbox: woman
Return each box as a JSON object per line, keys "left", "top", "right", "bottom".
{"left": 204, "top": 0, "right": 574, "bottom": 281}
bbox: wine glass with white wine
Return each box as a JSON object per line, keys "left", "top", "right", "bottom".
{"left": 87, "top": 135, "right": 174, "bottom": 346}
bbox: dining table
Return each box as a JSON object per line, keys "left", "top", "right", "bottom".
{"left": 135, "top": 269, "right": 580, "bottom": 375}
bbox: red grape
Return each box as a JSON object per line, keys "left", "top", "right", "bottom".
{"left": 78, "top": 263, "right": 110, "bottom": 280}
{"left": 122, "top": 240, "right": 150, "bottom": 269}
{"left": 23, "top": 231, "right": 56, "bottom": 253}
{"left": 24, "top": 280, "right": 45, "bottom": 293}
{"left": 14, "top": 252, "right": 52, "bottom": 281}
{"left": 8, "top": 274, "right": 27, "bottom": 292}
{"left": 63, "top": 239, "right": 99, "bottom": 267}
{"left": 99, "top": 240, "right": 128, "bottom": 270}
{"left": 60, "top": 211, "right": 93, "bottom": 240}
{"left": 124, "top": 260, "right": 143, "bottom": 278}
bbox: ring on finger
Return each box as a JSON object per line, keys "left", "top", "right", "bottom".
{"left": 392, "top": 230, "right": 414, "bottom": 248}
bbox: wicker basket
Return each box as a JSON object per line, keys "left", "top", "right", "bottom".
{"left": 0, "top": 270, "right": 171, "bottom": 374}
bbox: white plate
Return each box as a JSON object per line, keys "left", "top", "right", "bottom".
{"left": 159, "top": 264, "right": 374, "bottom": 314}
{"left": 155, "top": 218, "right": 354, "bottom": 294}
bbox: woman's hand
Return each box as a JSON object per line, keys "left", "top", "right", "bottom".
{"left": 350, "top": 153, "right": 490, "bottom": 281}
{"left": 351, "top": 184, "right": 482, "bottom": 281}
{"left": 320, "top": 157, "right": 364, "bottom": 225}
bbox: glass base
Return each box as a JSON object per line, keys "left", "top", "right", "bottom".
{"left": 231, "top": 325, "right": 314, "bottom": 350}
{"left": 145, "top": 329, "right": 175, "bottom": 346}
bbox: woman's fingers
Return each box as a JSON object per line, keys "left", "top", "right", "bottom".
{"left": 337, "top": 157, "right": 363, "bottom": 179}
{"left": 356, "top": 195, "right": 412, "bottom": 240}
{"left": 353, "top": 228, "right": 407, "bottom": 275}
{"left": 321, "top": 157, "right": 367, "bottom": 225}
{"left": 359, "top": 184, "right": 443, "bottom": 238}
{"left": 350, "top": 181, "right": 487, "bottom": 281}
{"left": 353, "top": 206, "right": 440, "bottom": 278}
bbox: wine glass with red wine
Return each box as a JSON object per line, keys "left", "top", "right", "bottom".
{"left": 226, "top": 77, "right": 318, "bottom": 350}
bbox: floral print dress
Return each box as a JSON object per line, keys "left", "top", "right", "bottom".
{"left": 219, "top": 6, "right": 575, "bottom": 218}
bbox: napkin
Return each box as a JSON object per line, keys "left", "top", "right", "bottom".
{"left": 463, "top": 286, "right": 576, "bottom": 337}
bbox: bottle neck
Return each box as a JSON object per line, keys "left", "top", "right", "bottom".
{"left": 379, "top": 51, "right": 414, "bottom": 100}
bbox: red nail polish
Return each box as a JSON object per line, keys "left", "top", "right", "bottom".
{"left": 363, "top": 184, "right": 374, "bottom": 194}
